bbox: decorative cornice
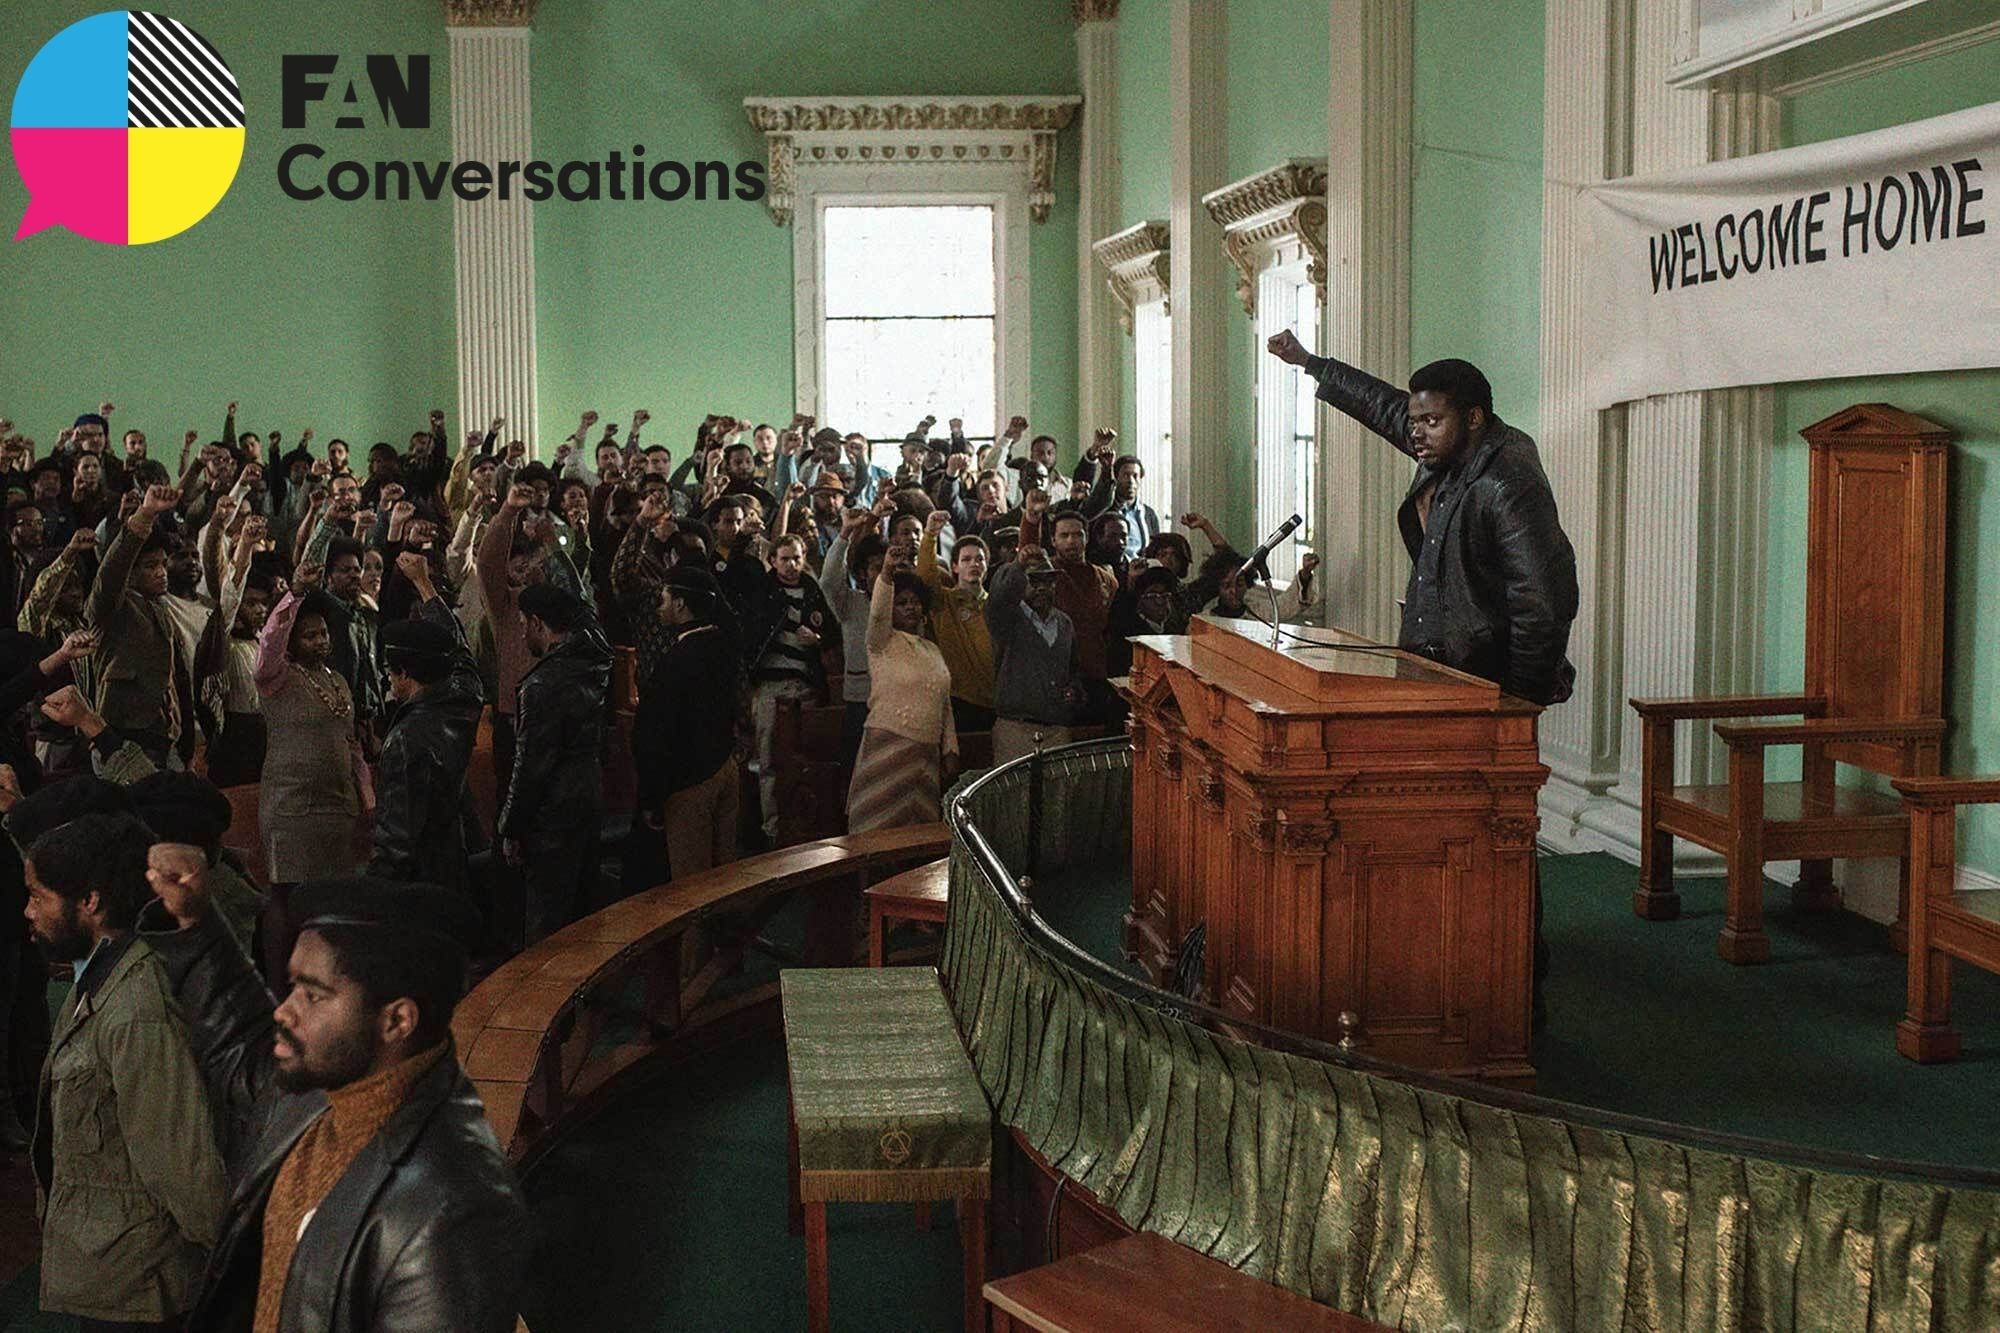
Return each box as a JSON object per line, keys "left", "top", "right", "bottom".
{"left": 742, "top": 97, "right": 1082, "bottom": 226}
{"left": 444, "top": 0, "right": 537, "bottom": 26}
{"left": 1071, "top": 0, "right": 1121, "bottom": 22}
{"left": 1092, "top": 220, "right": 1170, "bottom": 334}
{"left": 1199, "top": 158, "right": 1329, "bottom": 317}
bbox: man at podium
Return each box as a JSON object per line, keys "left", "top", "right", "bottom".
{"left": 1266, "top": 331, "right": 1578, "bottom": 706}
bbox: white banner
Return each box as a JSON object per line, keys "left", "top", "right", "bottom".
{"left": 1581, "top": 99, "right": 2000, "bottom": 408}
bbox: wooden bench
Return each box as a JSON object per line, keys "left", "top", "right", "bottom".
{"left": 1894, "top": 775, "right": 2000, "bottom": 1062}
{"left": 782, "top": 967, "right": 990, "bottom": 1333}
{"left": 983, "top": 1232, "right": 1389, "bottom": 1332}
{"left": 454, "top": 824, "right": 952, "bottom": 1164}
{"left": 865, "top": 858, "right": 950, "bottom": 967}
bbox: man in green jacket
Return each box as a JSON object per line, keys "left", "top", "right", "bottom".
{"left": 23, "top": 810, "right": 228, "bottom": 1330}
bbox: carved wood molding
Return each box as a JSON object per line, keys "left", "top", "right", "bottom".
{"left": 443, "top": 0, "right": 538, "bottom": 25}
{"left": 741, "top": 96, "right": 1081, "bottom": 226}
{"left": 1487, "top": 814, "right": 1540, "bottom": 852}
{"left": 1197, "top": 772, "right": 1225, "bottom": 809}
{"left": 1198, "top": 158, "right": 1328, "bottom": 317}
{"left": 1091, "top": 220, "right": 1170, "bottom": 335}
{"left": 1243, "top": 807, "right": 1340, "bottom": 853}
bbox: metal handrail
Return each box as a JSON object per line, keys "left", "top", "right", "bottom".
{"left": 948, "top": 735, "right": 2000, "bottom": 1192}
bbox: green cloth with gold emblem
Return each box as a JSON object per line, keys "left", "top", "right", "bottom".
{"left": 782, "top": 967, "right": 992, "bottom": 1204}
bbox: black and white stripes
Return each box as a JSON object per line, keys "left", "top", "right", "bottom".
{"left": 126, "top": 11, "right": 243, "bottom": 130}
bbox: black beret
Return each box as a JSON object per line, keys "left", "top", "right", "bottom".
{"left": 1133, "top": 563, "right": 1178, "bottom": 597}
{"left": 662, "top": 565, "right": 721, "bottom": 599}
{"left": 292, "top": 875, "right": 483, "bottom": 952}
{"left": 379, "top": 616, "right": 454, "bottom": 662}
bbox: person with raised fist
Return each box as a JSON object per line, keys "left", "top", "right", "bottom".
{"left": 84, "top": 483, "right": 196, "bottom": 766}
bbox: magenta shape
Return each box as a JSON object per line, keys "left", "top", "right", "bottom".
{"left": 11, "top": 127, "right": 128, "bottom": 245}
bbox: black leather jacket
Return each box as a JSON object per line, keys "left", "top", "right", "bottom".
{"left": 369, "top": 598, "right": 485, "bottom": 893}
{"left": 497, "top": 616, "right": 612, "bottom": 841}
{"left": 1310, "top": 354, "right": 1578, "bottom": 704}
{"left": 735, "top": 563, "right": 834, "bottom": 686}
{"left": 140, "top": 903, "right": 529, "bottom": 1333}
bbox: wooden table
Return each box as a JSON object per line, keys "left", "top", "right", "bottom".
{"left": 983, "top": 1232, "right": 1390, "bottom": 1331}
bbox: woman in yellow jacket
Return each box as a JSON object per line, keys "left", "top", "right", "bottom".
{"left": 914, "top": 508, "right": 996, "bottom": 734}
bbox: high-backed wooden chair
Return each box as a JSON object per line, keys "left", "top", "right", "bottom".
{"left": 1630, "top": 403, "right": 1950, "bottom": 963}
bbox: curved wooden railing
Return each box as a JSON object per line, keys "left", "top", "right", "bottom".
{"left": 454, "top": 824, "right": 950, "bottom": 1167}
{"left": 942, "top": 738, "right": 2000, "bottom": 1331}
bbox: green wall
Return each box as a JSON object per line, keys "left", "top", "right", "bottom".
{"left": 1410, "top": 0, "right": 1545, "bottom": 436}
{"left": 531, "top": 0, "right": 1080, "bottom": 457}
{"left": 1221, "top": 0, "right": 1331, "bottom": 540}
{"left": 1767, "top": 42, "right": 2000, "bottom": 876}
{"left": 0, "top": 0, "right": 455, "bottom": 454}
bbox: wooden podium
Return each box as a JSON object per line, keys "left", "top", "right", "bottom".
{"left": 1122, "top": 616, "right": 1548, "bottom": 1086}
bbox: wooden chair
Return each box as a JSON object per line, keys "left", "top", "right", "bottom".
{"left": 1630, "top": 404, "right": 1950, "bottom": 963}
{"left": 1893, "top": 775, "right": 2000, "bottom": 1062}
{"left": 773, "top": 696, "right": 853, "bottom": 846}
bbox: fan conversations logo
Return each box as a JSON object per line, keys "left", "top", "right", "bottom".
{"left": 11, "top": 10, "right": 245, "bottom": 245}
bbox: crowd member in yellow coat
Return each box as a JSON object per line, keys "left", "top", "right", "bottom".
{"left": 913, "top": 507, "right": 995, "bottom": 735}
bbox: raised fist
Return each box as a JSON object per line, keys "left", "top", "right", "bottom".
{"left": 183, "top": 429, "right": 200, "bottom": 448}
{"left": 97, "top": 401, "right": 115, "bottom": 417}
{"left": 395, "top": 550, "right": 431, "bottom": 583}
{"left": 1266, "top": 329, "right": 1310, "bottom": 367}
{"left": 140, "top": 484, "right": 179, "bottom": 517}
{"left": 225, "top": 401, "right": 238, "bottom": 416}
{"left": 504, "top": 482, "right": 535, "bottom": 510}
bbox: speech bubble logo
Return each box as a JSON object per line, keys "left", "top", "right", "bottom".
{"left": 11, "top": 11, "right": 244, "bottom": 245}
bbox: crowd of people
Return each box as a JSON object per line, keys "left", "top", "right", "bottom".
{"left": 0, "top": 396, "right": 1320, "bottom": 1330}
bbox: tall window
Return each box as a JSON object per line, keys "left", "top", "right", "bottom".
{"left": 821, "top": 204, "right": 997, "bottom": 471}
{"left": 1254, "top": 266, "right": 1319, "bottom": 583}
{"left": 1132, "top": 298, "right": 1173, "bottom": 517}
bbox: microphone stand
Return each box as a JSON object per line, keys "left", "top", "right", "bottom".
{"left": 1254, "top": 557, "right": 1282, "bottom": 649}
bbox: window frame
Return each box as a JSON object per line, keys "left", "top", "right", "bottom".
{"left": 1132, "top": 296, "right": 1174, "bottom": 520}
{"left": 791, "top": 168, "right": 1031, "bottom": 450}
{"left": 1253, "top": 259, "right": 1320, "bottom": 585}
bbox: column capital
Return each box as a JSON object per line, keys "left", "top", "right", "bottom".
{"left": 444, "top": 0, "right": 538, "bottom": 28}
{"left": 1071, "top": 0, "right": 1120, "bottom": 24}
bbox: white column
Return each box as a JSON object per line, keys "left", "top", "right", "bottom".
{"left": 1074, "top": 3, "right": 1122, "bottom": 451}
{"left": 1535, "top": 0, "right": 1628, "bottom": 847}
{"left": 1595, "top": 13, "right": 1779, "bottom": 861}
{"left": 1538, "top": 0, "right": 1779, "bottom": 862}
{"left": 1323, "top": 1, "right": 1412, "bottom": 643}
{"left": 449, "top": 25, "right": 540, "bottom": 451}
{"left": 1168, "top": 0, "right": 1227, "bottom": 520}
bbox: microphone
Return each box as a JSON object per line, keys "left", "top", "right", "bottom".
{"left": 1234, "top": 513, "right": 1303, "bottom": 581}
